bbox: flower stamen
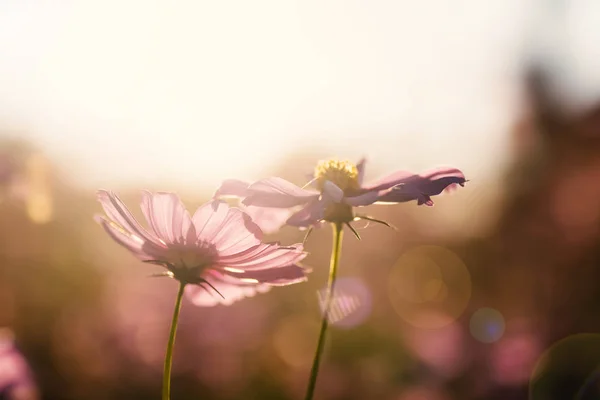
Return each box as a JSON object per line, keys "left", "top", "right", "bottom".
{"left": 314, "top": 159, "right": 359, "bottom": 192}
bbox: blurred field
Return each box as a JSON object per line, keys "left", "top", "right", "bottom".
{"left": 1, "top": 1, "right": 600, "bottom": 400}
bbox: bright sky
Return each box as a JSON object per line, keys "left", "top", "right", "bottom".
{"left": 0, "top": 0, "right": 598, "bottom": 190}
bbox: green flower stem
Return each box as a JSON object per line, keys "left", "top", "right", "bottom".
{"left": 163, "top": 282, "right": 186, "bottom": 400}
{"left": 304, "top": 222, "right": 344, "bottom": 400}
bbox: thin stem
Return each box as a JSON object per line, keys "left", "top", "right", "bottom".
{"left": 304, "top": 222, "right": 344, "bottom": 400}
{"left": 163, "top": 282, "right": 186, "bottom": 400}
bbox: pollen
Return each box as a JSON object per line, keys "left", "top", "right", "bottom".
{"left": 314, "top": 159, "right": 360, "bottom": 191}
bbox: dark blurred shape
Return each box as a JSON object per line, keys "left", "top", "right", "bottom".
{"left": 529, "top": 334, "right": 600, "bottom": 400}
{"left": 458, "top": 63, "right": 600, "bottom": 399}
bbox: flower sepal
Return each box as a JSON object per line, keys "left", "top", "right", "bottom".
{"left": 354, "top": 215, "right": 398, "bottom": 231}
{"left": 323, "top": 202, "right": 354, "bottom": 224}
{"left": 144, "top": 260, "right": 227, "bottom": 299}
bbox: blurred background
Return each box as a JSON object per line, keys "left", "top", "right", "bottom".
{"left": 1, "top": 0, "right": 600, "bottom": 399}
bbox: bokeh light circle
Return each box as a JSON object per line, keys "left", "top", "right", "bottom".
{"left": 530, "top": 334, "right": 600, "bottom": 400}
{"left": 317, "top": 277, "right": 372, "bottom": 329}
{"left": 489, "top": 324, "right": 541, "bottom": 385}
{"left": 388, "top": 245, "right": 471, "bottom": 328}
{"left": 403, "top": 311, "right": 468, "bottom": 378}
{"left": 469, "top": 308, "right": 505, "bottom": 343}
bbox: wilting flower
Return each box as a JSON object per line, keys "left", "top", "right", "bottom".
{"left": 95, "top": 190, "right": 310, "bottom": 306}
{"left": 215, "top": 158, "right": 467, "bottom": 233}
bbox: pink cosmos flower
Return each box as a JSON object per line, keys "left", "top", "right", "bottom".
{"left": 95, "top": 190, "right": 310, "bottom": 306}
{"left": 215, "top": 158, "right": 467, "bottom": 232}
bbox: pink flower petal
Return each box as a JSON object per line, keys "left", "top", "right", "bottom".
{"left": 286, "top": 197, "right": 330, "bottom": 228}
{"left": 97, "top": 190, "right": 160, "bottom": 245}
{"left": 344, "top": 190, "right": 381, "bottom": 206}
{"left": 191, "top": 200, "right": 230, "bottom": 241}
{"left": 360, "top": 167, "right": 466, "bottom": 205}
{"left": 185, "top": 275, "right": 270, "bottom": 307}
{"left": 420, "top": 197, "right": 434, "bottom": 206}
{"left": 219, "top": 263, "right": 309, "bottom": 286}
{"left": 184, "top": 210, "right": 196, "bottom": 243}
{"left": 362, "top": 170, "right": 415, "bottom": 191}
{"left": 95, "top": 216, "right": 166, "bottom": 260}
{"left": 214, "top": 179, "right": 292, "bottom": 234}
{"left": 185, "top": 285, "right": 222, "bottom": 307}
{"left": 140, "top": 191, "right": 191, "bottom": 244}
{"left": 322, "top": 181, "right": 344, "bottom": 203}
{"left": 243, "top": 177, "right": 319, "bottom": 208}
{"left": 95, "top": 216, "right": 143, "bottom": 253}
{"left": 97, "top": 190, "right": 310, "bottom": 305}
{"left": 218, "top": 243, "right": 276, "bottom": 264}
{"left": 216, "top": 245, "right": 307, "bottom": 270}
{"left": 241, "top": 205, "right": 293, "bottom": 234}
{"left": 213, "top": 179, "right": 250, "bottom": 198}
{"left": 210, "top": 208, "right": 263, "bottom": 256}
{"left": 221, "top": 245, "right": 306, "bottom": 271}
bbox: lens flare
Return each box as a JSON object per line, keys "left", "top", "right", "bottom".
{"left": 317, "top": 277, "right": 372, "bottom": 329}
{"left": 490, "top": 329, "right": 540, "bottom": 385}
{"left": 388, "top": 246, "right": 471, "bottom": 328}
{"left": 25, "top": 153, "right": 53, "bottom": 224}
{"left": 530, "top": 334, "right": 600, "bottom": 400}
{"left": 403, "top": 312, "right": 468, "bottom": 378}
{"left": 469, "top": 308, "right": 505, "bottom": 343}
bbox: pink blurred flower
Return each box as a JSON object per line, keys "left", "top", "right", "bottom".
{"left": 95, "top": 190, "right": 310, "bottom": 306}
{"left": 394, "top": 386, "right": 450, "bottom": 400}
{"left": 403, "top": 315, "right": 468, "bottom": 379}
{"left": 0, "top": 329, "right": 38, "bottom": 400}
{"left": 490, "top": 331, "right": 541, "bottom": 385}
{"left": 215, "top": 158, "right": 466, "bottom": 230}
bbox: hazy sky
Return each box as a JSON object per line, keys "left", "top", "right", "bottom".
{"left": 0, "top": 0, "right": 598, "bottom": 190}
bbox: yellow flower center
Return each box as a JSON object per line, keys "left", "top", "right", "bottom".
{"left": 313, "top": 159, "right": 359, "bottom": 191}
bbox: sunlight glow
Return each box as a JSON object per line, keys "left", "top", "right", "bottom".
{"left": 25, "top": 154, "right": 53, "bottom": 224}
{"left": 222, "top": 267, "right": 246, "bottom": 274}
{"left": 0, "top": 0, "right": 543, "bottom": 191}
